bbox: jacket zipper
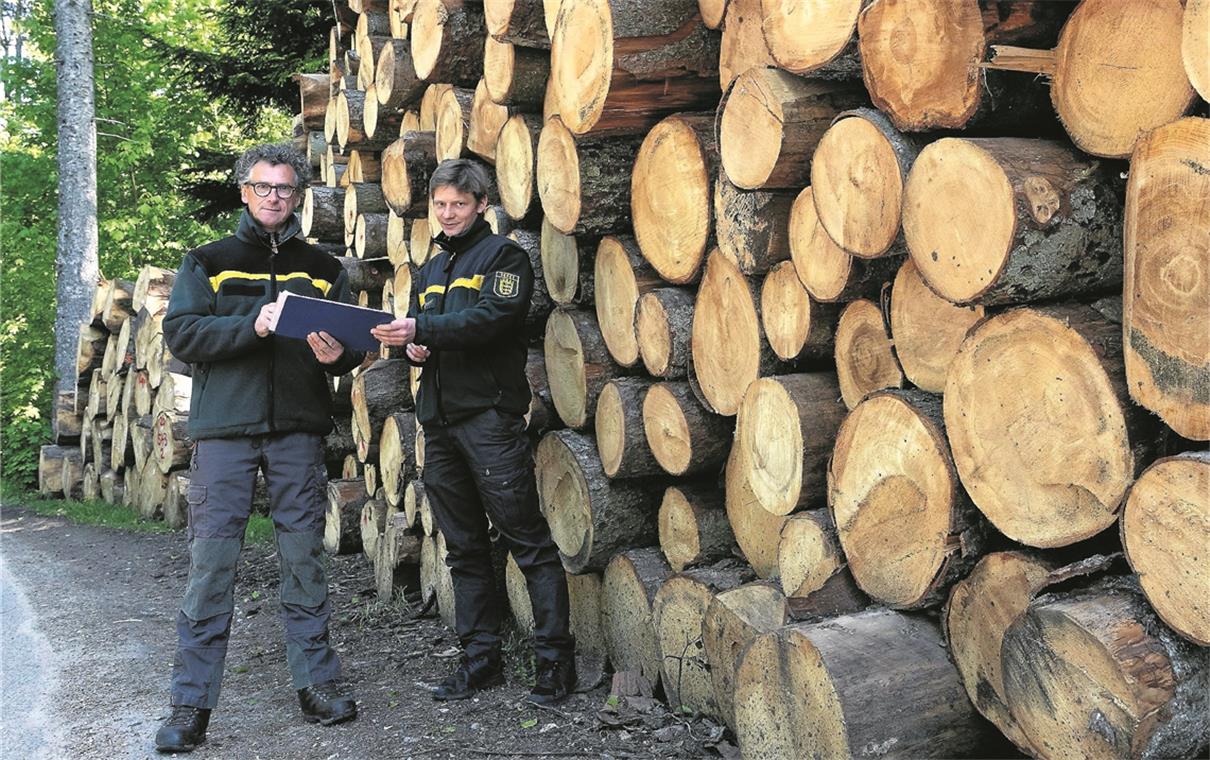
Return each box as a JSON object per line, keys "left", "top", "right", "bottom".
{"left": 267, "top": 231, "right": 279, "bottom": 433}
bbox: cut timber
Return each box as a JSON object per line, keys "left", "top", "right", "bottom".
{"left": 337, "top": 90, "right": 397, "bottom": 152}
{"left": 719, "top": 69, "right": 864, "bottom": 189}
{"left": 641, "top": 381, "right": 731, "bottom": 477}
{"left": 151, "top": 411, "right": 190, "bottom": 474}
{"left": 777, "top": 509, "right": 843, "bottom": 600}
{"left": 495, "top": 113, "right": 544, "bottom": 223}
{"left": 658, "top": 484, "right": 735, "bottom": 572}
{"left": 690, "top": 250, "right": 779, "bottom": 416}
{"left": 374, "top": 39, "right": 425, "bottom": 108}
{"left": 403, "top": 479, "right": 424, "bottom": 530}
{"left": 325, "top": 478, "right": 369, "bottom": 555}
{"left": 355, "top": 213, "right": 389, "bottom": 259}
{"left": 379, "top": 411, "right": 418, "bottom": 507}
{"left": 337, "top": 255, "right": 393, "bottom": 294}
{"left": 550, "top": 0, "right": 721, "bottom": 135}
{"left": 857, "top": 0, "right": 1069, "bottom": 132}
{"left": 360, "top": 498, "right": 386, "bottom": 563}
{"left": 760, "top": 0, "right": 866, "bottom": 78}
{"left": 653, "top": 564, "right": 750, "bottom": 716}
{"left": 594, "top": 377, "right": 662, "bottom": 479}
{"left": 387, "top": 213, "right": 408, "bottom": 267}
{"left": 435, "top": 85, "right": 475, "bottom": 161}
{"left": 1121, "top": 452, "right": 1210, "bottom": 646}
{"left": 410, "top": 0, "right": 485, "bottom": 86}
{"left": 1186, "top": 0, "right": 1210, "bottom": 101}
{"left": 132, "top": 265, "right": 174, "bottom": 313}
{"left": 351, "top": 358, "right": 414, "bottom": 462}
{"left": 101, "top": 278, "right": 134, "bottom": 332}
{"left": 299, "top": 72, "right": 330, "bottom": 129}
{"left": 724, "top": 447, "right": 787, "bottom": 579}
{"left": 344, "top": 184, "right": 388, "bottom": 245}
{"left": 433, "top": 532, "right": 456, "bottom": 627}
{"left": 77, "top": 325, "right": 107, "bottom": 379}
{"left": 734, "top": 609, "right": 990, "bottom": 759}
{"left": 702, "top": 581, "right": 788, "bottom": 731}
{"left": 59, "top": 449, "right": 85, "bottom": 499}
{"left": 760, "top": 261, "right": 837, "bottom": 363}
{"left": 135, "top": 459, "right": 169, "bottom": 518}
{"left": 834, "top": 298, "right": 904, "bottom": 409}
{"left": 830, "top": 389, "right": 986, "bottom": 609}
{"left": 810, "top": 108, "right": 919, "bottom": 258}
{"left": 713, "top": 175, "right": 795, "bottom": 277}
{"left": 539, "top": 219, "right": 595, "bottom": 307}
{"left": 356, "top": 33, "right": 392, "bottom": 92}
{"left": 485, "top": 0, "right": 550, "bottom": 48}
{"left": 537, "top": 117, "right": 642, "bottom": 235}
{"left": 567, "top": 571, "right": 607, "bottom": 657}
{"left": 944, "top": 551, "right": 1056, "bottom": 755}
{"left": 698, "top": 0, "right": 726, "bottom": 29}
{"left": 718, "top": 0, "right": 777, "bottom": 90}
{"left": 631, "top": 113, "right": 717, "bottom": 285}
{"left": 99, "top": 469, "right": 124, "bottom": 506}
{"left": 376, "top": 514, "right": 422, "bottom": 600}
{"left": 944, "top": 305, "right": 1157, "bottom": 549}
{"left": 601, "top": 547, "right": 672, "bottom": 687}
{"left": 1002, "top": 583, "right": 1210, "bottom": 760}
{"left": 347, "top": 150, "right": 382, "bottom": 184}
{"left": 524, "top": 348, "right": 559, "bottom": 435}
{"left": 635, "top": 288, "right": 693, "bottom": 380}
{"left": 409, "top": 218, "right": 437, "bottom": 266}
{"left": 163, "top": 473, "right": 188, "bottom": 529}
{"left": 484, "top": 37, "right": 549, "bottom": 108}
{"left": 543, "top": 308, "right": 622, "bottom": 429}
{"left": 467, "top": 79, "right": 514, "bottom": 163}
{"left": 504, "top": 553, "right": 535, "bottom": 632}
{"left": 889, "top": 259, "right": 984, "bottom": 393}
{"left": 734, "top": 373, "right": 846, "bottom": 515}
{"left": 381, "top": 131, "right": 439, "bottom": 216}
{"left": 419, "top": 533, "right": 438, "bottom": 605}
{"left": 593, "top": 235, "right": 660, "bottom": 368}
{"left": 903, "top": 137, "right": 1124, "bottom": 306}
{"left": 1123, "top": 117, "right": 1210, "bottom": 440}
{"left": 535, "top": 429, "right": 658, "bottom": 573}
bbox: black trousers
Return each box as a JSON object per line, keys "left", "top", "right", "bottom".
{"left": 423, "top": 407, "right": 573, "bottom": 662}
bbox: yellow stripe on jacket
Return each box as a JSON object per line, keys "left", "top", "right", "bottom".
{"left": 419, "top": 274, "right": 485, "bottom": 307}
{"left": 209, "top": 271, "right": 332, "bottom": 296}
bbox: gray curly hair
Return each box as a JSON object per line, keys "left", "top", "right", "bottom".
{"left": 233, "top": 142, "right": 311, "bottom": 188}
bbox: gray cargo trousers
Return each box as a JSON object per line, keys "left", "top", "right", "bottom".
{"left": 169, "top": 432, "right": 341, "bottom": 709}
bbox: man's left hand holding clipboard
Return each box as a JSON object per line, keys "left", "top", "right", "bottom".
{"left": 257, "top": 290, "right": 393, "bottom": 356}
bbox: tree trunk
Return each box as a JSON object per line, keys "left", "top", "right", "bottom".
{"left": 631, "top": 113, "right": 717, "bottom": 285}
{"left": 543, "top": 308, "right": 623, "bottom": 430}
{"left": 888, "top": 259, "right": 984, "bottom": 393}
{"left": 496, "top": 113, "right": 544, "bottom": 224}
{"left": 702, "top": 581, "right": 788, "bottom": 731}
{"left": 535, "top": 429, "right": 658, "bottom": 573}
{"left": 537, "top": 117, "right": 643, "bottom": 235}
{"left": 1123, "top": 117, "right": 1210, "bottom": 440}
{"left": 944, "top": 304, "right": 1160, "bottom": 549}
{"left": 354, "top": 213, "right": 390, "bottom": 260}
{"left": 658, "top": 483, "right": 735, "bottom": 572}
{"left": 325, "top": 478, "right": 370, "bottom": 555}
{"left": 601, "top": 547, "right": 672, "bottom": 688}
{"left": 594, "top": 377, "right": 663, "bottom": 479}
{"left": 903, "top": 137, "right": 1124, "bottom": 306}
{"left": 713, "top": 174, "right": 796, "bottom": 277}
{"left": 635, "top": 288, "right": 693, "bottom": 381}
{"left": 375, "top": 39, "right": 426, "bottom": 110}
{"left": 485, "top": 0, "right": 550, "bottom": 48}
{"left": 1121, "top": 451, "right": 1210, "bottom": 646}
{"left": 410, "top": 0, "right": 486, "bottom": 85}
{"left": 351, "top": 358, "right": 414, "bottom": 462}
{"left": 834, "top": 298, "right": 904, "bottom": 409}
{"left": 379, "top": 411, "right": 418, "bottom": 507}
{"left": 760, "top": 261, "right": 838, "bottom": 363}
{"left": 539, "top": 219, "right": 595, "bottom": 307}
{"left": 734, "top": 609, "right": 991, "bottom": 758}
{"left": 381, "top": 131, "right": 439, "bottom": 216}
{"left": 733, "top": 372, "right": 846, "bottom": 516}
{"left": 760, "top": 0, "right": 868, "bottom": 79}
{"left": 641, "top": 381, "right": 731, "bottom": 477}
{"left": 484, "top": 37, "right": 548, "bottom": 108}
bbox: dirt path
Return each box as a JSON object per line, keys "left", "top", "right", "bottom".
{"left": 0, "top": 507, "right": 721, "bottom": 759}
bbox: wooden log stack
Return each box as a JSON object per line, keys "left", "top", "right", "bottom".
{"left": 40, "top": 2, "right": 1209, "bottom": 756}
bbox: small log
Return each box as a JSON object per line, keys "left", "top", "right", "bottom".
{"left": 834, "top": 298, "right": 904, "bottom": 409}
{"left": 467, "top": 79, "right": 514, "bottom": 163}
{"left": 658, "top": 483, "right": 735, "bottom": 572}
{"left": 543, "top": 308, "right": 623, "bottom": 430}
{"left": 101, "top": 278, "right": 134, "bottom": 333}
{"left": 325, "top": 478, "right": 370, "bottom": 555}
{"left": 789, "top": 186, "right": 903, "bottom": 304}
{"left": 410, "top": 0, "right": 485, "bottom": 86}
{"left": 386, "top": 212, "right": 409, "bottom": 267}
{"left": 54, "top": 390, "right": 83, "bottom": 444}
{"left": 483, "top": 37, "right": 548, "bottom": 108}
{"left": 434, "top": 84, "right": 475, "bottom": 161}
{"left": 888, "top": 259, "right": 984, "bottom": 393}
{"left": 344, "top": 183, "right": 389, "bottom": 243}
{"left": 132, "top": 265, "right": 174, "bottom": 314}
{"left": 163, "top": 473, "right": 190, "bottom": 530}
{"left": 641, "top": 381, "right": 731, "bottom": 478}
{"left": 151, "top": 411, "right": 191, "bottom": 474}
{"left": 702, "top": 581, "right": 789, "bottom": 731}
{"left": 59, "top": 447, "right": 85, "bottom": 499}
{"left": 402, "top": 478, "right": 424, "bottom": 530}
{"left": 374, "top": 38, "right": 425, "bottom": 109}
{"left": 593, "top": 235, "right": 660, "bottom": 368}
{"left": 135, "top": 459, "right": 169, "bottom": 519}
{"left": 760, "top": 261, "right": 838, "bottom": 364}
{"left": 724, "top": 447, "right": 787, "bottom": 579}
{"left": 602, "top": 547, "right": 673, "bottom": 688}
{"left": 495, "top": 113, "right": 544, "bottom": 223}
{"left": 485, "top": 0, "right": 549, "bottom": 48}
{"left": 777, "top": 509, "right": 844, "bottom": 600}
{"left": 337, "top": 89, "right": 398, "bottom": 152}
{"left": 594, "top": 377, "right": 662, "bottom": 479}
{"left": 537, "top": 117, "right": 642, "bottom": 235}
{"left": 99, "top": 468, "right": 125, "bottom": 506}
{"left": 303, "top": 186, "right": 346, "bottom": 240}
{"left": 418, "top": 82, "right": 450, "bottom": 131}
{"left": 408, "top": 217, "right": 437, "bottom": 266}
{"left": 376, "top": 513, "right": 422, "bottom": 600}
{"left": 381, "top": 131, "right": 439, "bottom": 216}
{"left": 635, "top": 288, "right": 693, "bottom": 380}
{"left": 77, "top": 324, "right": 107, "bottom": 381}
{"left": 298, "top": 72, "right": 331, "bottom": 129}
{"left": 378, "top": 411, "right": 418, "bottom": 507}
{"left": 761, "top": 0, "right": 867, "bottom": 79}
{"left": 539, "top": 219, "right": 595, "bottom": 307}
{"left": 523, "top": 347, "right": 559, "bottom": 436}
{"left": 351, "top": 358, "right": 414, "bottom": 462}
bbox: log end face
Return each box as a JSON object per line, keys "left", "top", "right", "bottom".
{"left": 536, "top": 117, "right": 582, "bottom": 234}
{"left": 811, "top": 115, "right": 905, "bottom": 257}
{"left": 633, "top": 117, "right": 712, "bottom": 286}
{"left": 549, "top": 0, "right": 612, "bottom": 135}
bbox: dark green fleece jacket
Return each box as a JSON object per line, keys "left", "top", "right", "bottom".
{"left": 163, "top": 211, "right": 364, "bottom": 439}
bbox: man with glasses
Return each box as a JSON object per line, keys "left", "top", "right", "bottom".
{"left": 155, "top": 143, "right": 363, "bottom": 753}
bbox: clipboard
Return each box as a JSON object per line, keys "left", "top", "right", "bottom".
{"left": 267, "top": 290, "right": 392, "bottom": 351}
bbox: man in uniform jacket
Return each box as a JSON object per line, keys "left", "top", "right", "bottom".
{"left": 154, "top": 144, "right": 362, "bottom": 753}
{"left": 373, "top": 159, "right": 576, "bottom": 704}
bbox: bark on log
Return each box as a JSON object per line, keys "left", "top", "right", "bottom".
{"left": 903, "top": 137, "right": 1124, "bottom": 307}
{"left": 485, "top": 0, "right": 550, "bottom": 48}
{"left": 789, "top": 186, "right": 903, "bottom": 304}
{"left": 337, "top": 255, "right": 394, "bottom": 295}
{"left": 435, "top": 84, "right": 475, "bottom": 161}
{"left": 888, "top": 259, "right": 984, "bottom": 393}
{"left": 760, "top": 261, "right": 838, "bottom": 364}
{"left": 631, "top": 113, "right": 717, "bottom": 285}
{"left": 483, "top": 37, "right": 548, "bottom": 109}
{"left": 303, "top": 186, "right": 347, "bottom": 241}
{"left": 299, "top": 72, "right": 331, "bottom": 129}
{"left": 658, "top": 483, "right": 735, "bottom": 572}
{"left": 543, "top": 307, "right": 623, "bottom": 429}
{"left": 834, "top": 298, "right": 904, "bottom": 409}
{"left": 593, "top": 235, "right": 660, "bottom": 368}
{"left": 325, "top": 478, "right": 370, "bottom": 555}
{"left": 1121, "top": 451, "right": 1210, "bottom": 646}
{"left": 410, "top": 0, "right": 486, "bottom": 85}
{"left": 1187, "top": 0, "right": 1210, "bottom": 102}
{"left": 381, "top": 131, "right": 439, "bottom": 216}
{"left": 535, "top": 429, "right": 658, "bottom": 573}
{"left": 733, "top": 372, "right": 846, "bottom": 515}
{"left": 539, "top": 219, "right": 595, "bottom": 307}
{"left": 641, "top": 381, "right": 731, "bottom": 478}
{"left": 355, "top": 212, "right": 390, "bottom": 259}
{"left": 523, "top": 347, "right": 560, "bottom": 435}
{"left": 351, "top": 358, "right": 414, "bottom": 462}
{"left": 594, "top": 377, "right": 662, "bottom": 479}
{"left": 537, "top": 117, "right": 642, "bottom": 235}
{"left": 495, "top": 113, "right": 544, "bottom": 223}
{"left": 724, "top": 447, "right": 787, "bottom": 579}
{"left": 701, "top": 582, "right": 789, "bottom": 732}
{"left": 776, "top": 509, "right": 844, "bottom": 601}
{"left": 713, "top": 175, "right": 795, "bottom": 277}
{"left": 1123, "top": 117, "right": 1210, "bottom": 440}
{"left": 760, "top": 0, "right": 868, "bottom": 79}
{"left": 635, "top": 288, "right": 693, "bottom": 380}
{"left": 375, "top": 39, "right": 426, "bottom": 109}
{"left": 718, "top": 0, "right": 777, "bottom": 90}
{"left": 601, "top": 547, "right": 672, "bottom": 688}
{"left": 944, "top": 304, "right": 1160, "bottom": 549}
{"left": 379, "top": 411, "right": 418, "bottom": 507}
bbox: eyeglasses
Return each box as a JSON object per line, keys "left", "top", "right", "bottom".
{"left": 245, "top": 182, "right": 299, "bottom": 199}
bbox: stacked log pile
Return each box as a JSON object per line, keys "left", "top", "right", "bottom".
{"left": 41, "top": 1, "right": 1209, "bottom": 756}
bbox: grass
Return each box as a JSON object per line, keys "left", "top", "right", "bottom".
{"left": 0, "top": 479, "right": 276, "bottom": 544}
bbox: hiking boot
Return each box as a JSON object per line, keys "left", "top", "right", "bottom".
{"left": 154, "top": 705, "right": 210, "bottom": 753}
{"left": 298, "top": 681, "right": 358, "bottom": 725}
{"left": 527, "top": 656, "right": 576, "bottom": 705}
{"left": 432, "top": 652, "right": 505, "bottom": 701}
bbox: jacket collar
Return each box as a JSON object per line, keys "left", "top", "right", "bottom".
{"left": 433, "top": 215, "right": 492, "bottom": 256}
{"left": 235, "top": 209, "right": 302, "bottom": 249}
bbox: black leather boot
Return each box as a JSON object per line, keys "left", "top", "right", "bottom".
{"left": 432, "top": 652, "right": 505, "bottom": 700}
{"left": 154, "top": 705, "right": 210, "bottom": 753}
{"left": 527, "top": 656, "right": 576, "bottom": 705}
{"left": 298, "top": 681, "right": 358, "bottom": 725}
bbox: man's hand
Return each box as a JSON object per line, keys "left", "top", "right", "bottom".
{"left": 406, "top": 343, "right": 430, "bottom": 363}
{"left": 255, "top": 302, "right": 278, "bottom": 337}
{"left": 371, "top": 317, "right": 417, "bottom": 347}
{"left": 307, "top": 331, "right": 346, "bottom": 364}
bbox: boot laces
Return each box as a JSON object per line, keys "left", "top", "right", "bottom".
{"left": 165, "top": 706, "right": 204, "bottom": 727}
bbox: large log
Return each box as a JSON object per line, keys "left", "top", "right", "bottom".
{"left": 903, "top": 137, "right": 1124, "bottom": 307}
{"left": 734, "top": 609, "right": 991, "bottom": 759}
{"left": 594, "top": 377, "right": 663, "bottom": 480}
{"left": 537, "top": 117, "right": 642, "bottom": 235}
{"left": 641, "top": 381, "right": 731, "bottom": 477}
{"left": 944, "top": 304, "right": 1159, "bottom": 549}
{"left": 380, "top": 130, "right": 439, "bottom": 217}
{"left": 593, "top": 235, "right": 660, "bottom": 368}
{"left": 543, "top": 307, "right": 622, "bottom": 430}
{"left": 733, "top": 372, "right": 846, "bottom": 516}
{"left": 351, "top": 358, "right": 414, "bottom": 462}
{"left": 631, "top": 113, "right": 717, "bottom": 285}
{"left": 535, "top": 429, "right": 658, "bottom": 573}
{"left": 1002, "top": 582, "right": 1210, "bottom": 760}
{"left": 601, "top": 547, "right": 672, "bottom": 688}
{"left": 834, "top": 298, "right": 904, "bottom": 409}
{"left": 658, "top": 483, "right": 734, "bottom": 572}
{"left": 1121, "top": 452, "right": 1210, "bottom": 646}
{"left": 410, "top": 0, "right": 485, "bottom": 85}
{"left": 1123, "top": 117, "right": 1210, "bottom": 440}
{"left": 354, "top": 213, "right": 390, "bottom": 260}
{"left": 549, "top": 0, "right": 721, "bottom": 135}
{"left": 888, "top": 259, "right": 984, "bottom": 393}
{"left": 539, "top": 219, "right": 596, "bottom": 307}
{"left": 701, "top": 581, "right": 788, "bottom": 732}
{"left": 760, "top": 0, "right": 867, "bottom": 79}
{"left": 760, "top": 261, "right": 837, "bottom": 364}
{"left": 303, "top": 186, "right": 346, "bottom": 241}
{"left": 635, "top": 288, "right": 693, "bottom": 380}
{"left": 719, "top": 68, "right": 864, "bottom": 190}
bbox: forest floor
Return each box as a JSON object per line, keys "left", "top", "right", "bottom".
{"left": 0, "top": 506, "right": 733, "bottom": 759}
